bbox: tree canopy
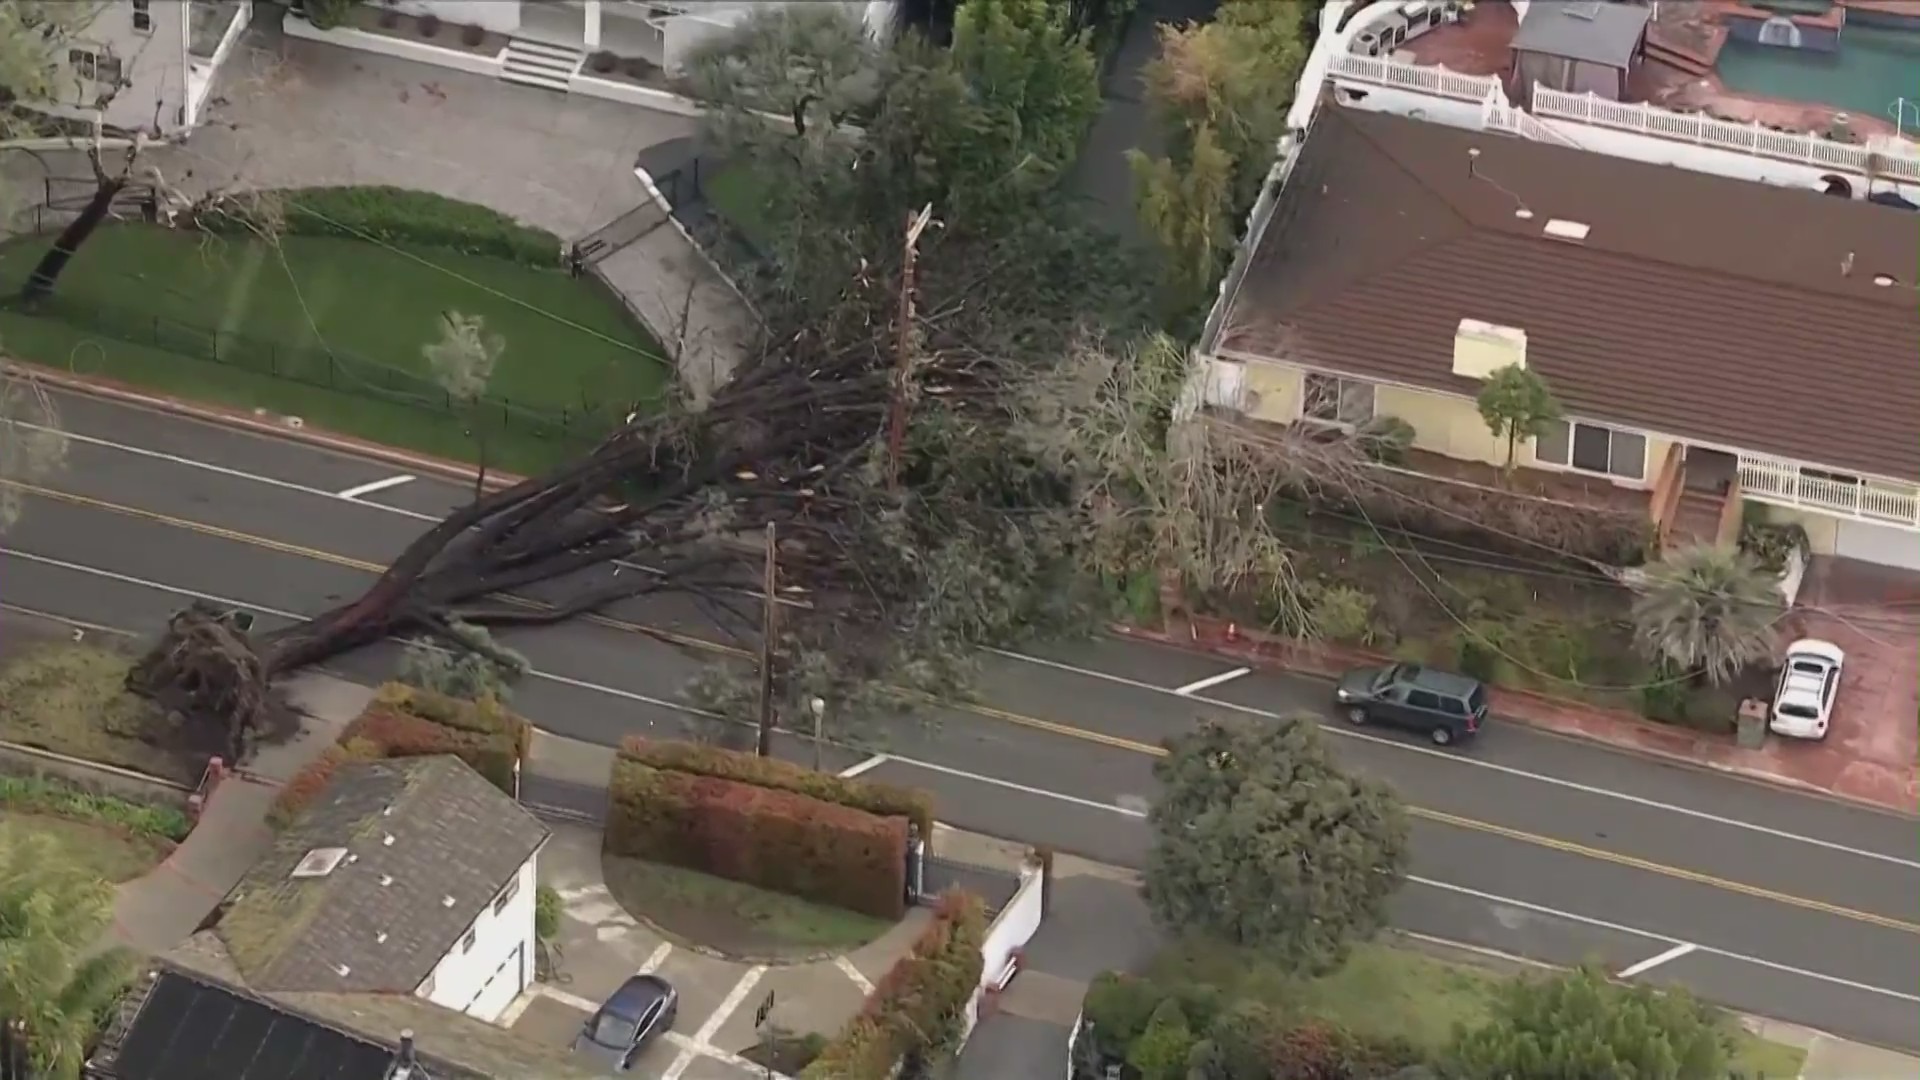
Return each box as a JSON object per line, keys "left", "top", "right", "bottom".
{"left": 1449, "top": 965, "right": 1731, "bottom": 1080}
{"left": 1144, "top": 715, "right": 1409, "bottom": 974}
{"left": 0, "top": 826, "right": 139, "bottom": 1080}
{"left": 1475, "top": 363, "right": 1561, "bottom": 472}
{"left": 1631, "top": 545, "right": 1781, "bottom": 686}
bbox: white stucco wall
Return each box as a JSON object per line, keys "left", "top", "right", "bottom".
{"left": 403, "top": 0, "right": 524, "bottom": 35}
{"left": 50, "top": 0, "right": 190, "bottom": 134}
{"left": 417, "top": 853, "right": 538, "bottom": 1023}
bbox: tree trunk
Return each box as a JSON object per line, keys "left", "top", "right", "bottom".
{"left": 21, "top": 177, "right": 127, "bottom": 305}
{"left": 473, "top": 424, "right": 490, "bottom": 503}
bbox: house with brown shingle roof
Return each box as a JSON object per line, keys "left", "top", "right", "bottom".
{"left": 1198, "top": 98, "right": 1920, "bottom": 572}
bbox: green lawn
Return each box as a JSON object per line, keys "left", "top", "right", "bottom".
{"left": 3, "top": 812, "right": 173, "bottom": 883}
{"left": 0, "top": 225, "right": 670, "bottom": 475}
{"left": 1151, "top": 939, "right": 1807, "bottom": 1077}
{"left": 602, "top": 853, "right": 893, "bottom": 961}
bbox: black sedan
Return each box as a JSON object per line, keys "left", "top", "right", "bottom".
{"left": 571, "top": 974, "right": 678, "bottom": 1071}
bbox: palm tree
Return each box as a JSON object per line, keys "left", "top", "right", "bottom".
{"left": 1631, "top": 544, "right": 1782, "bottom": 686}
{"left": 0, "top": 826, "right": 139, "bottom": 1080}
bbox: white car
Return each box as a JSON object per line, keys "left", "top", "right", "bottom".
{"left": 1770, "top": 638, "right": 1845, "bottom": 740}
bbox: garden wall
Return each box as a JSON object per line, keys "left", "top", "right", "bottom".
{"left": 979, "top": 860, "right": 1045, "bottom": 998}
{"left": 0, "top": 742, "right": 191, "bottom": 808}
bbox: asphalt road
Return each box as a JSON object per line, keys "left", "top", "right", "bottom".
{"left": 4, "top": 389, "right": 1919, "bottom": 1049}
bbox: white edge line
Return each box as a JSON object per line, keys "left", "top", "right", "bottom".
{"left": 49, "top": 419, "right": 1916, "bottom": 865}
{"left": 9, "top": 557, "right": 1918, "bottom": 1012}
{"left": 1407, "top": 874, "right": 1920, "bottom": 1005}
{"left": 534, "top": 984, "right": 602, "bottom": 1013}
{"left": 834, "top": 955, "right": 875, "bottom": 995}
{"left": 639, "top": 941, "right": 674, "bottom": 975}
{"left": 838, "top": 754, "right": 889, "bottom": 778}
{"left": 336, "top": 473, "right": 415, "bottom": 500}
{"left": 1618, "top": 942, "right": 1699, "bottom": 979}
{"left": 1172, "top": 666, "right": 1251, "bottom": 696}
{"left": 694, "top": 966, "right": 765, "bottom": 1045}
{"left": 984, "top": 646, "right": 1920, "bottom": 872}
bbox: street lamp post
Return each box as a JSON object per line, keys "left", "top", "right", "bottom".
{"left": 808, "top": 696, "right": 826, "bottom": 771}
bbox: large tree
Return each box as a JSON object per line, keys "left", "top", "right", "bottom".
{"left": 0, "top": 826, "right": 139, "bottom": 1080}
{"left": 1450, "top": 965, "right": 1730, "bottom": 1080}
{"left": 1144, "top": 715, "right": 1408, "bottom": 975}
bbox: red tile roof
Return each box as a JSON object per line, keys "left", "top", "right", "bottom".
{"left": 1217, "top": 102, "right": 1920, "bottom": 483}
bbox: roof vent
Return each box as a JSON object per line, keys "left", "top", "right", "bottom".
{"left": 442, "top": 895, "right": 458, "bottom": 908}
{"left": 376, "top": 931, "right": 389, "bottom": 944}
{"left": 1542, "top": 218, "right": 1590, "bottom": 242}
{"left": 332, "top": 963, "right": 352, "bottom": 977}
{"left": 1873, "top": 273, "right": 1897, "bottom": 287}
{"left": 379, "top": 873, "right": 394, "bottom": 887}
{"left": 382, "top": 834, "right": 396, "bottom": 847}
{"left": 290, "top": 847, "right": 351, "bottom": 879}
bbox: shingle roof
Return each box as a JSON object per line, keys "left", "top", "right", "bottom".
{"left": 1216, "top": 102, "right": 1920, "bottom": 483}
{"left": 1510, "top": 1, "right": 1650, "bottom": 68}
{"left": 216, "top": 755, "right": 549, "bottom": 995}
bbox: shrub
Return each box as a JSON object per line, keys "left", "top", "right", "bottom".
{"left": 1080, "top": 973, "right": 1225, "bottom": 1063}
{"left": 1268, "top": 1020, "right": 1422, "bottom": 1079}
{"left": 304, "top": 0, "right": 354, "bottom": 29}
{"left": 418, "top": 13, "right": 441, "bottom": 36}
{"left": 1311, "top": 583, "right": 1377, "bottom": 645}
{"left": 202, "top": 186, "right": 561, "bottom": 265}
{"left": 605, "top": 759, "right": 908, "bottom": 919}
{"left": 270, "top": 738, "right": 384, "bottom": 828}
{"left": 535, "top": 884, "right": 562, "bottom": 941}
{"left": 1128, "top": 999, "right": 1194, "bottom": 1080}
{"left": 618, "top": 737, "right": 933, "bottom": 836}
{"left": 377, "top": 682, "right": 533, "bottom": 762}
{"left": 460, "top": 22, "right": 485, "bottom": 46}
{"left": 1356, "top": 415, "right": 1416, "bottom": 465}
{"left": 589, "top": 50, "right": 619, "bottom": 73}
{"left": 344, "top": 701, "right": 519, "bottom": 794}
{"left": 0, "top": 775, "right": 190, "bottom": 841}
{"left": 803, "top": 891, "right": 986, "bottom": 1079}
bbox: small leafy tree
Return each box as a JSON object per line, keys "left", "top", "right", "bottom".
{"left": 1127, "top": 998, "right": 1196, "bottom": 1080}
{"left": 1631, "top": 545, "right": 1781, "bottom": 686}
{"left": 0, "top": 370, "right": 69, "bottom": 534}
{"left": 1144, "top": 714, "right": 1409, "bottom": 975}
{"left": 1129, "top": 123, "right": 1237, "bottom": 322}
{"left": 951, "top": 0, "right": 1101, "bottom": 192}
{"left": 422, "top": 311, "right": 506, "bottom": 498}
{"left": 1475, "top": 364, "right": 1561, "bottom": 473}
{"left": 396, "top": 618, "right": 529, "bottom": 702}
{"left": 1450, "top": 965, "right": 1730, "bottom": 1080}
{"left": 0, "top": 826, "right": 140, "bottom": 1080}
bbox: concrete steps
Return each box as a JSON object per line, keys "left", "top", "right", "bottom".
{"left": 1667, "top": 489, "right": 1731, "bottom": 551}
{"left": 501, "top": 38, "right": 582, "bottom": 92}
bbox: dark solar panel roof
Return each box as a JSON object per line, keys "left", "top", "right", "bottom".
{"left": 111, "top": 971, "right": 394, "bottom": 1080}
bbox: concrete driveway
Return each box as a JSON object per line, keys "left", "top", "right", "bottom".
{"left": 159, "top": 17, "right": 698, "bottom": 238}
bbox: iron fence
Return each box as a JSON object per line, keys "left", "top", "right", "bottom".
{"left": 4, "top": 294, "right": 618, "bottom": 446}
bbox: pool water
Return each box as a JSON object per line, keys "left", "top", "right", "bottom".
{"left": 1715, "top": 25, "right": 1920, "bottom": 122}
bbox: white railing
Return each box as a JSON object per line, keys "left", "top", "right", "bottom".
{"left": 1328, "top": 52, "right": 1502, "bottom": 102}
{"left": 1737, "top": 453, "right": 1920, "bottom": 528}
{"left": 1483, "top": 87, "right": 1581, "bottom": 148}
{"left": 1532, "top": 87, "right": 1920, "bottom": 182}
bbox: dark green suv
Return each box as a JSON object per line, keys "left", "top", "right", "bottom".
{"left": 1333, "top": 663, "right": 1488, "bottom": 746}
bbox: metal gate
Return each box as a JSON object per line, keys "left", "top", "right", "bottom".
{"left": 905, "top": 829, "right": 1020, "bottom": 915}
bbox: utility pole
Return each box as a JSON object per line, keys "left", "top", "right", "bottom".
{"left": 755, "top": 521, "right": 778, "bottom": 758}
{"left": 885, "top": 203, "right": 937, "bottom": 491}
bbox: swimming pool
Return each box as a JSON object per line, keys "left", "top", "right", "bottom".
{"left": 1715, "top": 25, "right": 1920, "bottom": 123}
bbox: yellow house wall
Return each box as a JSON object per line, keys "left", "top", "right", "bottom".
{"left": 1373, "top": 383, "right": 1671, "bottom": 488}
{"left": 1750, "top": 502, "right": 1842, "bottom": 555}
{"left": 1242, "top": 363, "right": 1302, "bottom": 425}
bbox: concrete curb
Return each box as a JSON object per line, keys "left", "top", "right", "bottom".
{"left": 1111, "top": 622, "right": 1920, "bottom": 820}
{"left": 5, "top": 359, "right": 523, "bottom": 490}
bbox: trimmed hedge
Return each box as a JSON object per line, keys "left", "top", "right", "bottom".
{"left": 618, "top": 737, "right": 934, "bottom": 836}
{"left": 803, "top": 890, "right": 987, "bottom": 1079}
{"left": 271, "top": 683, "right": 529, "bottom": 827}
{"left": 201, "top": 186, "right": 562, "bottom": 265}
{"left": 606, "top": 758, "right": 909, "bottom": 919}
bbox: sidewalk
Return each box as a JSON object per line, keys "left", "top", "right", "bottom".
{"left": 1119, "top": 615, "right": 1920, "bottom": 816}
{"left": 108, "top": 672, "right": 366, "bottom": 953}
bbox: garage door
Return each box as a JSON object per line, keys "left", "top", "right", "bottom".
{"left": 1835, "top": 518, "right": 1920, "bottom": 572}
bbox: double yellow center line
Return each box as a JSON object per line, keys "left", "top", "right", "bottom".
{"left": 7, "top": 478, "right": 1918, "bottom": 938}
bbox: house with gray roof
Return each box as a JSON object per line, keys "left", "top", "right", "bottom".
{"left": 211, "top": 755, "right": 551, "bottom": 1023}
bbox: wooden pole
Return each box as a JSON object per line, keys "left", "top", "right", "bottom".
{"left": 755, "top": 521, "right": 778, "bottom": 757}
{"left": 885, "top": 204, "right": 936, "bottom": 491}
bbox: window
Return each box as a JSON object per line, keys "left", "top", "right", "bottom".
{"left": 1437, "top": 695, "right": 1467, "bottom": 716}
{"left": 460, "top": 928, "right": 477, "bottom": 953}
{"left": 492, "top": 875, "right": 520, "bottom": 915}
{"left": 67, "top": 48, "right": 123, "bottom": 86}
{"left": 132, "top": 0, "right": 152, "bottom": 33}
{"left": 1301, "top": 373, "right": 1376, "bottom": 427}
{"left": 1533, "top": 419, "right": 1646, "bottom": 481}
{"left": 1406, "top": 689, "right": 1443, "bottom": 711}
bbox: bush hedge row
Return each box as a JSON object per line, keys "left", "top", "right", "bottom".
{"left": 201, "top": 186, "right": 563, "bottom": 265}
{"left": 606, "top": 757, "right": 909, "bottom": 919}
{"left": 269, "top": 684, "right": 529, "bottom": 827}
{"left": 803, "top": 890, "right": 987, "bottom": 1079}
{"left": 618, "top": 737, "right": 934, "bottom": 836}
{"left": 0, "top": 774, "right": 192, "bottom": 841}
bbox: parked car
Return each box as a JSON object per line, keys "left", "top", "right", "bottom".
{"left": 1334, "top": 663, "right": 1488, "bottom": 746}
{"left": 571, "top": 974, "right": 678, "bottom": 1071}
{"left": 1770, "top": 638, "right": 1845, "bottom": 741}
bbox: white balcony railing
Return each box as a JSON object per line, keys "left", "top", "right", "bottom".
{"left": 1737, "top": 453, "right": 1920, "bottom": 529}
{"left": 1531, "top": 88, "right": 1920, "bottom": 182}
{"left": 1483, "top": 87, "right": 1581, "bottom": 148}
{"left": 1327, "top": 53, "right": 1502, "bottom": 102}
